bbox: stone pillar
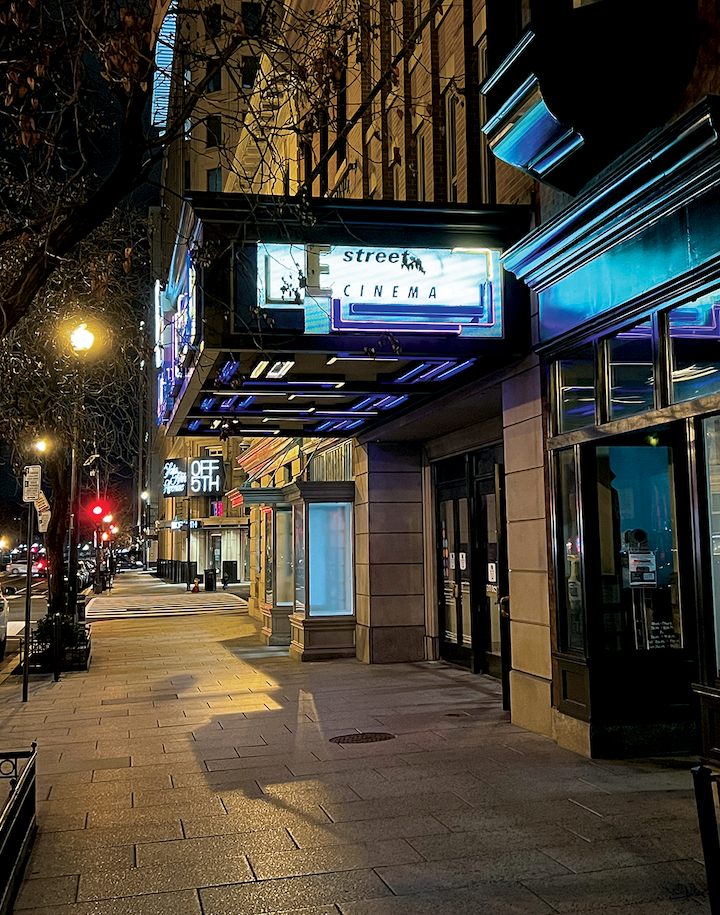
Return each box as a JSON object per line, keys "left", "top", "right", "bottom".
{"left": 502, "top": 358, "right": 553, "bottom": 739}
{"left": 354, "top": 442, "right": 426, "bottom": 663}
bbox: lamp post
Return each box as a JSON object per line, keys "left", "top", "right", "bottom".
{"left": 67, "top": 322, "right": 95, "bottom": 620}
{"left": 141, "top": 491, "right": 149, "bottom": 571}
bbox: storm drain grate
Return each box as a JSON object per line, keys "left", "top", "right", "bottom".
{"left": 329, "top": 732, "right": 396, "bottom": 744}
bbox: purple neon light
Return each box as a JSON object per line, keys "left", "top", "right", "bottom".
{"left": 220, "top": 396, "right": 239, "bottom": 410}
{"left": 331, "top": 299, "right": 462, "bottom": 334}
{"left": 395, "top": 363, "right": 431, "bottom": 383}
{"left": 435, "top": 359, "right": 476, "bottom": 380}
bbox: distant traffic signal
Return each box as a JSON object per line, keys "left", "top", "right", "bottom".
{"left": 90, "top": 502, "right": 105, "bottom": 518}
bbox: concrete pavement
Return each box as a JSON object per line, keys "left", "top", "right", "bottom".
{"left": 0, "top": 572, "right": 712, "bottom": 914}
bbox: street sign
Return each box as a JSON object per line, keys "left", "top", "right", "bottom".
{"left": 38, "top": 512, "right": 50, "bottom": 533}
{"left": 23, "top": 465, "right": 42, "bottom": 503}
{"left": 35, "top": 490, "right": 50, "bottom": 514}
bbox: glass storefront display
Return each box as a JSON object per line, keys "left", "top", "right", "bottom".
{"left": 276, "top": 508, "right": 293, "bottom": 605}
{"left": 703, "top": 416, "right": 720, "bottom": 679}
{"left": 294, "top": 502, "right": 305, "bottom": 614}
{"left": 594, "top": 442, "right": 683, "bottom": 652}
{"left": 307, "top": 503, "right": 353, "bottom": 616}
{"left": 263, "top": 507, "right": 273, "bottom": 605}
{"left": 556, "top": 448, "right": 585, "bottom": 652}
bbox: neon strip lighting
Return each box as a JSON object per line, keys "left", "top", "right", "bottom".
{"left": 375, "top": 394, "right": 409, "bottom": 409}
{"left": 286, "top": 381, "right": 342, "bottom": 387}
{"left": 345, "top": 419, "right": 365, "bottom": 429}
{"left": 200, "top": 397, "right": 217, "bottom": 411}
{"left": 352, "top": 397, "right": 377, "bottom": 411}
{"left": 417, "top": 361, "right": 455, "bottom": 382}
{"left": 218, "top": 360, "right": 240, "bottom": 384}
{"left": 188, "top": 420, "right": 201, "bottom": 431}
{"left": 331, "top": 298, "right": 462, "bottom": 335}
{"left": 220, "top": 396, "right": 239, "bottom": 410}
{"left": 435, "top": 359, "right": 476, "bottom": 380}
{"left": 262, "top": 408, "right": 315, "bottom": 414}
{"left": 327, "top": 354, "right": 400, "bottom": 364}
{"left": 250, "top": 359, "right": 270, "bottom": 378}
{"left": 315, "top": 421, "right": 335, "bottom": 432}
{"left": 235, "top": 396, "right": 256, "bottom": 410}
{"left": 395, "top": 363, "right": 431, "bottom": 383}
{"left": 332, "top": 420, "right": 350, "bottom": 430}
{"left": 315, "top": 410, "right": 378, "bottom": 417}
{"left": 266, "top": 360, "right": 295, "bottom": 379}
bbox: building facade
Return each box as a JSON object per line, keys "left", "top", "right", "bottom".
{"left": 150, "top": 0, "right": 720, "bottom": 760}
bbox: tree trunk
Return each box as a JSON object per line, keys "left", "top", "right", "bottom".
{"left": 44, "top": 452, "right": 72, "bottom": 616}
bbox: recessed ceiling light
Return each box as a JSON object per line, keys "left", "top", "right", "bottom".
{"left": 250, "top": 359, "right": 270, "bottom": 379}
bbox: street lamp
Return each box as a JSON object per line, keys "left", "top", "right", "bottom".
{"left": 67, "top": 321, "right": 96, "bottom": 620}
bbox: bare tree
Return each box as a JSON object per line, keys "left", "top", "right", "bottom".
{"left": 0, "top": 209, "right": 152, "bottom": 612}
{"left": 1, "top": 0, "right": 437, "bottom": 336}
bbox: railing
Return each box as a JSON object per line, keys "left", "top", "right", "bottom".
{"left": 692, "top": 765, "right": 720, "bottom": 914}
{"left": 0, "top": 745, "right": 38, "bottom": 915}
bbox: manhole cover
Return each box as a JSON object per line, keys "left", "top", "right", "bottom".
{"left": 329, "top": 732, "right": 396, "bottom": 744}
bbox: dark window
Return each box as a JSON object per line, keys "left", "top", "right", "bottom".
{"left": 241, "top": 1, "right": 262, "bottom": 34}
{"left": 556, "top": 448, "right": 585, "bottom": 652}
{"left": 607, "top": 320, "right": 655, "bottom": 420}
{"left": 669, "top": 295, "right": 720, "bottom": 403}
{"left": 241, "top": 55, "right": 259, "bottom": 89}
{"left": 183, "top": 159, "right": 191, "bottom": 190}
{"left": 206, "top": 3, "right": 222, "bottom": 37}
{"left": 207, "top": 65, "right": 221, "bottom": 93}
{"left": 556, "top": 347, "right": 596, "bottom": 433}
{"left": 207, "top": 167, "right": 222, "bottom": 192}
{"left": 206, "top": 115, "right": 222, "bottom": 147}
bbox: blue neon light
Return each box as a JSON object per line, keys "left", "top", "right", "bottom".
{"left": 218, "top": 360, "right": 241, "bottom": 384}
{"left": 188, "top": 420, "right": 202, "bottom": 431}
{"left": 435, "top": 359, "right": 476, "bottom": 380}
{"left": 200, "top": 397, "right": 217, "bottom": 412}
{"left": 235, "top": 396, "right": 256, "bottom": 410}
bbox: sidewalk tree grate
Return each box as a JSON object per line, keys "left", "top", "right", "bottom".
{"left": 329, "top": 732, "right": 396, "bottom": 744}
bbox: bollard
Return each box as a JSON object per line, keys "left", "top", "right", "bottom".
{"left": 692, "top": 765, "right": 720, "bottom": 913}
{"left": 52, "top": 613, "right": 61, "bottom": 682}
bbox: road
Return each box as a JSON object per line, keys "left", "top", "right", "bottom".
{"left": 0, "top": 571, "right": 50, "bottom": 623}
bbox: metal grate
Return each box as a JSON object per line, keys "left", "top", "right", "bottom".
{"left": 329, "top": 732, "right": 396, "bottom": 744}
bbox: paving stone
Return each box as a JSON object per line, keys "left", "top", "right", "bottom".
{"left": 198, "top": 870, "right": 392, "bottom": 915}
{"left": 337, "top": 884, "right": 555, "bottom": 914}
{"left": 136, "top": 829, "right": 297, "bottom": 866}
{"left": 13, "top": 875, "right": 79, "bottom": 909}
{"left": 11, "top": 889, "right": 202, "bottom": 915}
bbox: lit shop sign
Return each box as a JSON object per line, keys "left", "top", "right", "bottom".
{"left": 189, "top": 458, "right": 225, "bottom": 494}
{"left": 256, "top": 243, "right": 503, "bottom": 337}
{"left": 170, "top": 519, "right": 200, "bottom": 529}
{"left": 163, "top": 459, "right": 188, "bottom": 497}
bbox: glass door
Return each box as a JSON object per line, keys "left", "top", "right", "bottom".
{"left": 437, "top": 489, "right": 472, "bottom": 667}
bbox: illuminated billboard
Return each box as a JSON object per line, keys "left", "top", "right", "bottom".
{"left": 255, "top": 243, "right": 503, "bottom": 337}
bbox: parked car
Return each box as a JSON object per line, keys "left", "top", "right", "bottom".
{"left": 7, "top": 557, "right": 47, "bottom": 577}
{"left": 0, "top": 585, "right": 9, "bottom": 660}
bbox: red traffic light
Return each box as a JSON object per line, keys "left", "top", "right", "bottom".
{"left": 91, "top": 503, "right": 105, "bottom": 517}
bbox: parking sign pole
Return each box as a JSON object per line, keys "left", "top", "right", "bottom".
{"left": 22, "top": 464, "right": 41, "bottom": 703}
{"left": 22, "top": 503, "right": 33, "bottom": 702}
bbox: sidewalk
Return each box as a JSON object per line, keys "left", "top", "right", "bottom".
{"left": 0, "top": 573, "right": 711, "bottom": 914}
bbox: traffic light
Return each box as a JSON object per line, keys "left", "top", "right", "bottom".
{"left": 90, "top": 502, "right": 106, "bottom": 519}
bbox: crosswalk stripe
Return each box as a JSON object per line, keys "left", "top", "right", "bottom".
{"left": 85, "top": 593, "right": 248, "bottom": 620}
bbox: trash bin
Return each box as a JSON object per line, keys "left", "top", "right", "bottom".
{"left": 204, "top": 569, "right": 217, "bottom": 592}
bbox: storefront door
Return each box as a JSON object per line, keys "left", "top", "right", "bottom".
{"left": 583, "top": 428, "right": 698, "bottom": 754}
{"left": 438, "top": 487, "right": 473, "bottom": 668}
{"left": 435, "top": 447, "right": 510, "bottom": 697}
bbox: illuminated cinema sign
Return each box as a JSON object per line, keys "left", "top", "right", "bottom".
{"left": 256, "top": 243, "right": 503, "bottom": 337}
{"left": 163, "top": 459, "right": 188, "bottom": 497}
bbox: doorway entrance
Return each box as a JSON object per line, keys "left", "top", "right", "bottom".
{"left": 435, "top": 446, "right": 510, "bottom": 704}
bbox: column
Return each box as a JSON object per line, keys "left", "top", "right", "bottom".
{"left": 354, "top": 442, "right": 425, "bottom": 663}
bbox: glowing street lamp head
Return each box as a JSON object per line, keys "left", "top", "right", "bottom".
{"left": 71, "top": 323, "right": 95, "bottom": 352}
